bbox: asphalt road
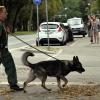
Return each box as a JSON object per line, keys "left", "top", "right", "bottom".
{"left": 0, "top": 34, "right": 100, "bottom": 100}
{"left": 1, "top": 34, "right": 100, "bottom": 84}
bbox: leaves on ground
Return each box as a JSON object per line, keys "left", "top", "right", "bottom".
{"left": 57, "top": 85, "right": 99, "bottom": 97}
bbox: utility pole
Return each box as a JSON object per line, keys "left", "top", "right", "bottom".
{"left": 45, "top": 0, "right": 50, "bottom": 50}
{"left": 32, "top": 0, "right": 41, "bottom": 46}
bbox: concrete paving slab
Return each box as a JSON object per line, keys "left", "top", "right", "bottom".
{"left": 0, "top": 84, "right": 100, "bottom": 100}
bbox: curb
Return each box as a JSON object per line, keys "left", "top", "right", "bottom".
{"left": 0, "top": 81, "right": 98, "bottom": 86}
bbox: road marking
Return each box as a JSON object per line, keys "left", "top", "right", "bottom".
{"left": 10, "top": 46, "right": 28, "bottom": 51}
{"left": 70, "top": 39, "right": 80, "bottom": 47}
{"left": 9, "top": 39, "right": 34, "bottom": 45}
{"left": 46, "top": 39, "right": 80, "bottom": 60}
{"left": 0, "top": 82, "right": 57, "bottom": 85}
{"left": 0, "top": 81, "right": 95, "bottom": 85}
{"left": 47, "top": 49, "right": 63, "bottom": 60}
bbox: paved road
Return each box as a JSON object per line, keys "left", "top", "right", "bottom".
{"left": 0, "top": 35, "right": 100, "bottom": 100}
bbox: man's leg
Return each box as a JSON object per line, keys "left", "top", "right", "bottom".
{"left": 1, "top": 49, "right": 23, "bottom": 91}
{"left": 90, "top": 31, "right": 93, "bottom": 43}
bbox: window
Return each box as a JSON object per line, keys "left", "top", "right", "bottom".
{"left": 41, "top": 24, "right": 59, "bottom": 29}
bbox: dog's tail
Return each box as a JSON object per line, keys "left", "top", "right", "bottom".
{"left": 22, "top": 52, "right": 34, "bottom": 67}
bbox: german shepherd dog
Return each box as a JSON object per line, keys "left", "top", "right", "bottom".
{"left": 22, "top": 52, "right": 85, "bottom": 92}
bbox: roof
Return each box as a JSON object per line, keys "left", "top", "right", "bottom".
{"left": 68, "top": 17, "right": 82, "bottom": 20}
{"left": 63, "top": 23, "right": 68, "bottom": 26}
{"left": 40, "top": 22, "right": 61, "bottom": 25}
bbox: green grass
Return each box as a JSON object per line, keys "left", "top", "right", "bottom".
{"left": 15, "top": 31, "right": 36, "bottom": 35}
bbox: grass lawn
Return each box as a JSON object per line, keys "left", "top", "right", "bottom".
{"left": 14, "top": 31, "right": 36, "bottom": 35}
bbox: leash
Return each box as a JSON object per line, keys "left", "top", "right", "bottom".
{"left": 10, "top": 33, "right": 61, "bottom": 61}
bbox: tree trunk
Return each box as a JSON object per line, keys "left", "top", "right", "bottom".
{"left": 6, "top": 3, "right": 23, "bottom": 32}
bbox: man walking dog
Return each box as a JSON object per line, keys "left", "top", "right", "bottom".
{"left": 0, "top": 6, "right": 23, "bottom": 91}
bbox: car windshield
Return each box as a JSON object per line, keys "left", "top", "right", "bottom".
{"left": 41, "top": 24, "right": 58, "bottom": 29}
{"left": 67, "top": 19, "right": 81, "bottom": 25}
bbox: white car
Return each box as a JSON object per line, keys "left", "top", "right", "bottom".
{"left": 36, "top": 22, "right": 69, "bottom": 46}
{"left": 67, "top": 17, "right": 87, "bottom": 37}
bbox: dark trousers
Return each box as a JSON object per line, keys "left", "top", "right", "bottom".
{"left": 0, "top": 48, "right": 17, "bottom": 86}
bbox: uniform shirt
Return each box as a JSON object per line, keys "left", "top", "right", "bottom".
{"left": 0, "top": 21, "right": 8, "bottom": 48}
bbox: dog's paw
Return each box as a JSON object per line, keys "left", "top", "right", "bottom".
{"left": 59, "top": 87, "right": 64, "bottom": 92}
{"left": 47, "top": 89, "right": 52, "bottom": 91}
{"left": 62, "top": 84, "right": 66, "bottom": 87}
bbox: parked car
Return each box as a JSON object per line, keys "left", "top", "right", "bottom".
{"left": 67, "top": 17, "right": 87, "bottom": 37}
{"left": 36, "top": 22, "right": 69, "bottom": 46}
{"left": 63, "top": 23, "right": 73, "bottom": 41}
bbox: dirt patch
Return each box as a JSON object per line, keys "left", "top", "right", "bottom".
{"left": 57, "top": 85, "right": 100, "bottom": 97}
{"left": 0, "top": 87, "right": 12, "bottom": 100}
{"left": 0, "top": 84, "right": 100, "bottom": 100}
{"left": 0, "top": 87, "right": 11, "bottom": 95}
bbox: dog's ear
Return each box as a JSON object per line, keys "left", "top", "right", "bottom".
{"left": 73, "top": 56, "right": 76, "bottom": 62}
{"left": 73, "top": 56, "right": 79, "bottom": 62}
{"left": 75, "top": 56, "right": 79, "bottom": 62}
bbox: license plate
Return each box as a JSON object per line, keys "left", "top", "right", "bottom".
{"left": 45, "top": 31, "right": 53, "bottom": 34}
{"left": 73, "top": 31, "right": 78, "bottom": 33}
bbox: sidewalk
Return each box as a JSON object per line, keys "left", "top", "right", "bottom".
{"left": 0, "top": 83, "right": 100, "bottom": 100}
{"left": 0, "top": 36, "right": 100, "bottom": 100}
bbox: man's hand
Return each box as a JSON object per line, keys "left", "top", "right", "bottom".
{"left": 6, "top": 26, "right": 11, "bottom": 33}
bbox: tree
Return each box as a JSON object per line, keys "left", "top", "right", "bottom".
{"left": 97, "top": 0, "right": 100, "bottom": 11}
{"left": 17, "top": 5, "right": 32, "bottom": 31}
{"left": 62, "top": 0, "right": 82, "bottom": 19}
{"left": 0, "top": 0, "right": 70, "bottom": 31}
{"left": 32, "top": 0, "right": 63, "bottom": 30}
{"left": 0, "top": 0, "right": 31, "bottom": 32}
{"left": 96, "top": 0, "right": 100, "bottom": 12}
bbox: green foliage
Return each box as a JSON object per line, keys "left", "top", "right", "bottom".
{"left": 61, "top": 0, "right": 82, "bottom": 19}
{"left": 38, "top": 0, "right": 63, "bottom": 21}
{"left": 19, "top": 5, "right": 31, "bottom": 22}
{"left": 91, "top": 0, "right": 98, "bottom": 13}
{"left": 48, "top": 0, "right": 63, "bottom": 18}
{"left": 3, "top": 0, "right": 100, "bottom": 31}
{"left": 89, "top": 0, "right": 100, "bottom": 14}
{"left": 97, "top": 0, "right": 100, "bottom": 11}
{"left": 15, "top": 31, "right": 34, "bottom": 35}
